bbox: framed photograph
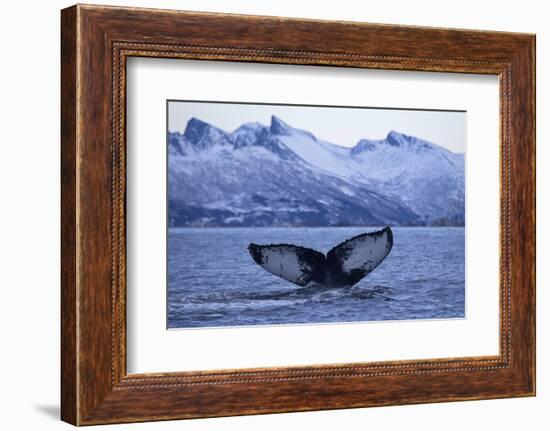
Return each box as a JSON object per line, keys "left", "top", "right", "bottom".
{"left": 164, "top": 100, "right": 466, "bottom": 330}
{"left": 61, "top": 4, "right": 535, "bottom": 425}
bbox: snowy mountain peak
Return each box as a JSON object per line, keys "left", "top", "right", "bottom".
{"left": 183, "top": 117, "right": 210, "bottom": 140}
{"left": 233, "top": 122, "right": 265, "bottom": 134}
{"left": 183, "top": 117, "right": 233, "bottom": 149}
{"left": 270, "top": 115, "right": 294, "bottom": 136}
{"left": 351, "top": 139, "right": 382, "bottom": 155}
{"left": 232, "top": 122, "right": 268, "bottom": 149}
{"left": 386, "top": 130, "right": 435, "bottom": 152}
{"left": 386, "top": 130, "right": 412, "bottom": 147}
{"left": 350, "top": 132, "right": 436, "bottom": 155}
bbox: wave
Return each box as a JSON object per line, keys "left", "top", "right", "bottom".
{"left": 173, "top": 285, "right": 394, "bottom": 311}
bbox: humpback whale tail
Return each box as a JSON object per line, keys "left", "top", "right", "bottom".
{"left": 248, "top": 226, "right": 393, "bottom": 288}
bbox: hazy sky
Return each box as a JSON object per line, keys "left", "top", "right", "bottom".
{"left": 168, "top": 101, "right": 466, "bottom": 153}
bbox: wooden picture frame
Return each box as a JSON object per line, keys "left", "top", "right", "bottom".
{"left": 61, "top": 4, "right": 535, "bottom": 425}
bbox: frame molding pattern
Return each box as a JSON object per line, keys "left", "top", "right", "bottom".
{"left": 61, "top": 4, "right": 535, "bottom": 425}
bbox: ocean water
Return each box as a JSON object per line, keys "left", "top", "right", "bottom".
{"left": 167, "top": 227, "right": 465, "bottom": 329}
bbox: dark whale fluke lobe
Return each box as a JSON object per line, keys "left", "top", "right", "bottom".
{"left": 247, "top": 226, "right": 393, "bottom": 288}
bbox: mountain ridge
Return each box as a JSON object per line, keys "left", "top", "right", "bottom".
{"left": 168, "top": 115, "right": 465, "bottom": 227}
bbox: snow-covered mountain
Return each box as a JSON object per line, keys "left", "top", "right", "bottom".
{"left": 168, "top": 115, "right": 464, "bottom": 227}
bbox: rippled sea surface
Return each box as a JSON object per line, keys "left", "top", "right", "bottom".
{"left": 167, "top": 227, "right": 465, "bottom": 328}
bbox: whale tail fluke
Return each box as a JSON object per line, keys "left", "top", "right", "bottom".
{"left": 248, "top": 227, "right": 393, "bottom": 288}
